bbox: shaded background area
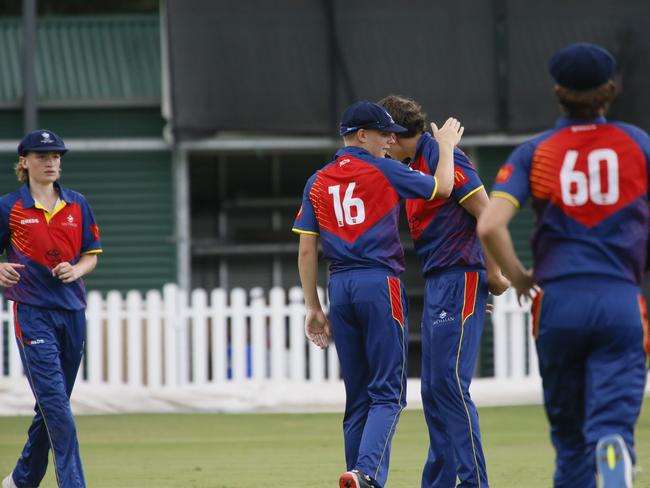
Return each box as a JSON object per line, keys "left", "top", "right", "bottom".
{"left": 166, "top": 0, "right": 650, "bottom": 140}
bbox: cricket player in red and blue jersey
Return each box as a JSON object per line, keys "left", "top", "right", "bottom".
{"left": 293, "top": 101, "right": 464, "bottom": 488}
{"left": 380, "top": 95, "right": 509, "bottom": 488}
{"left": 478, "top": 43, "right": 650, "bottom": 488}
{"left": 0, "top": 130, "right": 101, "bottom": 488}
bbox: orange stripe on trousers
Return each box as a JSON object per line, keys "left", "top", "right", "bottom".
{"left": 638, "top": 295, "right": 650, "bottom": 364}
{"left": 387, "top": 276, "right": 404, "bottom": 327}
{"left": 531, "top": 290, "right": 544, "bottom": 338}
{"left": 461, "top": 272, "right": 479, "bottom": 324}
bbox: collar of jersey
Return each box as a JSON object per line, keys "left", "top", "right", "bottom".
{"left": 413, "top": 131, "right": 434, "bottom": 164}
{"left": 555, "top": 115, "right": 607, "bottom": 128}
{"left": 34, "top": 198, "right": 67, "bottom": 223}
{"left": 20, "top": 182, "right": 71, "bottom": 223}
{"left": 19, "top": 181, "right": 72, "bottom": 209}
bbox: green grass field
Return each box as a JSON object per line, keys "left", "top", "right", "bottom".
{"left": 0, "top": 400, "right": 648, "bottom": 487}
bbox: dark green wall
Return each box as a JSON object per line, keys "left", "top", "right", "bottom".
{"left": 474, "top": 146, "right": 535, "bottom": 377}
{"left": 0, "top": 107, "right": 164, "bottom": 139}
{"left": 476, "top": 146, "right": 534, "bottom": 268}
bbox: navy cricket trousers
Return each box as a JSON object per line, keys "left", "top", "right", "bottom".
{"left": 329, "top": 269, "right": 408, "bottom": 488}
{"left": 12, "top": 302, "right": 86, "bottom": 488}
{"left": 420, "top": 269, "right": 489, "bottom": 488}
{"left": 532, "top": 277, "right": 647, "bottom": 488}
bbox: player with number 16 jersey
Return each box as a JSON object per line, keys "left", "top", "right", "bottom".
{"left": 292, "top": 101, "right": 463, "bottom": 488}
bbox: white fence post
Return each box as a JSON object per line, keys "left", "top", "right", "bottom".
{"left": 177, "top": 289, "right": 189, "bottom": 386}
{"left": 250, "top": 287, "right": 267, "bottom": 381}
{"left": 210, "top": 288, "right": 227, "bottom": 383}
{"left": 230, "top": 288, "right": 247, "bottom": 381}
{"left": 269, "top": 288, "right": 286, "bottom": 380}
{"left": 126, "top": 291, "right": 143, "bottom": 387}
{"left": 288, "top": 287, "right": 306, "bottom": 381}
{"left": 106, "top": 291, "right": 123, "bottom": 385}
{"left": 492, "top": 292, "right": 509, "bottom": 379}
{"left": 492, "top": 289, "right": 535, "bottom": 379}
{"left": 145, "top": 289, "right": 163, "bottom": 388}
{"left": 163, "top": 283, "right": 178, "bottom": 387}
{"left": 190, "top": 289, "right": 208, "bottom": 385}
{"left": 86, "top": 291, "right": 103, "bottom": 385}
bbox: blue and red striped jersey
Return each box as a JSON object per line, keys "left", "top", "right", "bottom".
{"left": 292, "top": 146, "right": 437, "bottom": 275}
{"left": 0, "top": 183, "right": 102, "bottom": 310}
{"left": 492, "top": 116, "right": 650, "bottom": 285}
{"left": 406, "top": 132, "right": 486, "bottom": 275}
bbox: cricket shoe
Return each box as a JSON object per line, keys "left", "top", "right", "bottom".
{"left": 1, "top": 473, "right": 17, "bottom": 488}
{"left": 596, "top": 434, "right": 633, "bottom": 488}
{"left": 339, "top": 469, "right": 377, "bottom": 488}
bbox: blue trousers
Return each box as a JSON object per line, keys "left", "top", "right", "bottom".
{"left": 12, "top": 302, "right": 86, "bottom": 488}
{"left": 421, "top": 269, "right": 489, "bottom": 488}
{"left": 329, "top": 269, "right": 408, "bottom": 488}
{"left": 532, "top": 278, "right": 647, "bottom": 488}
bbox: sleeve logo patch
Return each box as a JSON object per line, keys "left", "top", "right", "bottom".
{"left": 454, "top": 167, "right": 469, "bottom": 188}
{"left": 91, "top": 224, "right": 101, "bottom": 241}
{"left": 495, "top": 164, "right": 514, "bottom": 184}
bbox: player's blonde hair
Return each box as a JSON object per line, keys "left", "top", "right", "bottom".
{"left": 14, "top": 160, "right": 28, "bottom": 183}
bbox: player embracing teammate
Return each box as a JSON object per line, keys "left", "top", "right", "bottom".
{"left": 293, "top": 101, "right": 464, "bottom": 488}
{"left": 380, "top": 95, "right": 509, "bottom": 488}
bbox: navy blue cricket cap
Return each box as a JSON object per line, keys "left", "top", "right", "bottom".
{"left": 548, "top": 42, "right": 616, "bottom": 91}
{"left": 339, "top": 101, "right": 407, "bottom": 136}
{"left": 17, "top": 129, "right": 68, "bottom": 157}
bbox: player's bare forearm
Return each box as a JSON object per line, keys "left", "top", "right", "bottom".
{"left": 297, "top": 234, "right": 322, "bottom": 311}
{"left": 297, "top": 234, "right": 331, "bottom": 348}
{"left": 52, "top": 253, "right": 98, "bottom": 284}
{"left": 477, "top": 198, "right": 533, "bottom": 302}
{"left": 431, "top": 118, "right": 464, "bottom": 199}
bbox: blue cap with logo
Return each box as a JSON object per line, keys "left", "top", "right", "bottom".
{"left": 340, "top": 101, "right": 407, "bottom": 136}
{"left": 548, "top": 42, "right": 616, "bottom": 91}
{"left": 17, "top": 129, "right": 68, "bottom": 157}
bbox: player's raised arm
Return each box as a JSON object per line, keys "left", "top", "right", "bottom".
{"left": 430, "top": 117, "right": 464, "bottom": 199}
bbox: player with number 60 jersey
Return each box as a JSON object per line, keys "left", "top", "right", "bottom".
{"left": 478, "top": 43, "right": 650, "bottom": 488}
{"left": 292, "top": 101, "right": 463, "bottom": 488}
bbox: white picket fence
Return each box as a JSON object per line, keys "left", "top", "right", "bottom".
{"left": 1, "top": 285, "right": 344, "bottom": 387}
{"left": 0, "top": 284, "right": 538, "bottom": 389}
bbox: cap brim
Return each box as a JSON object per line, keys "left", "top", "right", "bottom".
{"left": 24, "top": 147, "right": 68, "bottom": 155}
{"left": 340, "top": 122, "right": 407, "bottom": 135}
{"left": 380, "top": 123, "right": 407, "bottom": 133}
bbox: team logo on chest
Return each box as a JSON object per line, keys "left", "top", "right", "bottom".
{"left": 61, "top": 213, "right": 78, "bottom": 227}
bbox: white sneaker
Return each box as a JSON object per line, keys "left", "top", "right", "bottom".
{"left": 1, "top": 473, "right": 17, "bottom": 488}
{"left": 596, "top": 434, "right": 633, "bottom": 488}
